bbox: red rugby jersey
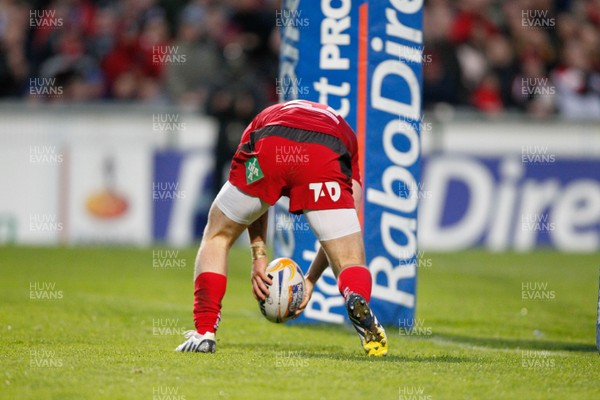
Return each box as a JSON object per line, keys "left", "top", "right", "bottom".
{"left": 239, "top": 100, "right": 361, "bottom": 184}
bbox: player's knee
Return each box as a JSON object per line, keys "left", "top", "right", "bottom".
{"left": 203, "top": 204, "right": 246, "bottom": 243}
{"left": 330, "top": 258, "right": 366, "bottom": 274}
{"left": 200, "top": 227, "right": 236, "bottom": 251}
{"left": 202, "top": 224, "right": 239, "bottom": 247}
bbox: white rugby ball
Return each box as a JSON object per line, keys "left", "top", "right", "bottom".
{"left": 259, "top": 258, "right": 305, "bottom": 323}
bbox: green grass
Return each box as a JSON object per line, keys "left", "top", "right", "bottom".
{"left": 1, "top": 247, "right": 599, "bottom": 399}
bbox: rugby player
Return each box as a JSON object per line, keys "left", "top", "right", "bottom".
{"left": 175, "top": 100, "right": 388, "bottom": 356}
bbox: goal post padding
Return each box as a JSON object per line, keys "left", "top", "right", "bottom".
{"left": 275, "top": 0, "right": 423, "bottom": 327}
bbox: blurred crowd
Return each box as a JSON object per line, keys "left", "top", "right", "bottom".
{"left": 0, "top": 0, "right": 278, "bottom": 113}
{"left": 424, "top": 0, "right": 600, "bottom": 119}
{"left": 1, "top": 0, "right": 600, "bottom": 120}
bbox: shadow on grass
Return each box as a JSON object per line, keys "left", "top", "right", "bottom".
{"left": 225, "top": 340, "right": 478, "bottom": 364}
{"left": 302, "top": 352, "right": 476, "bottom": 364}
{"left": 432, "top": 332, "right": 597, "bottom": 353}
{"left": 226, "top": 325, "right": 480, "bottom": 364}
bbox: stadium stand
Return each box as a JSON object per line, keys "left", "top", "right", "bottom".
{"left": 1, "top": 0, "right": 599, "bottom": 119}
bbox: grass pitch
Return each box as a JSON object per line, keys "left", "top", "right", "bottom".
{"left": 1, "top": 247, "right": 599, "bottom": 399}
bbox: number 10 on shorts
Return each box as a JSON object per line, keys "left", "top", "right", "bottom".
{"left": 309, "top": 182, "right": 341, "bottom": 203}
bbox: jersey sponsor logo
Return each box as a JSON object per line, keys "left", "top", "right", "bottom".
{"left": 245, "top": 157, "right": 264, "bottom": 184}
{"left": 309, "top": 182, "right": 341, "bottom": 202}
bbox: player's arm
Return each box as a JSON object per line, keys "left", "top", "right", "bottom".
{"left": 248, "top": 211, "right": 272, "bottom": 301}
{"left": 295, "top": 179, "right": 363, "bottom": 316}
{"left": 351, "top": 178, "right": 363, "bottom": 211}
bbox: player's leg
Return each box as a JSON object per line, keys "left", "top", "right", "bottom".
{"left": 175, "top": 203, "right": 246, "bottom": 353}
{"left": 195, "top": 204, "right": 247, "bottom": 278}
{"left": 192, "top": 202, "right": 246, "bottom": 339}
{"left": 323, "top": 234, "right": 388, "bottom": 357}
{"left": 176, "top": 182, "right": 268, "bottom": 353}
{"left": 303, "top": 209, "right": 369, "bottom": 294}
{"left": 304, "top": 209, "right": 388, "bottom": 356}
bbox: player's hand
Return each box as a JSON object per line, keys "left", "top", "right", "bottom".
{"left": 251, "top": 257, "right": 272, "bottom": 301}
{"left": 293, "top": 278, "right": 314, "bottom": 318}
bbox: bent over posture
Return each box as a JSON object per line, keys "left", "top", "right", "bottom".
{"left": 175, "top": 100, "right": 388, "bottom": 356}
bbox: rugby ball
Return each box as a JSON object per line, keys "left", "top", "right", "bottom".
{"left": 259, "top": 258, "right": 305, "bottom": 323}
